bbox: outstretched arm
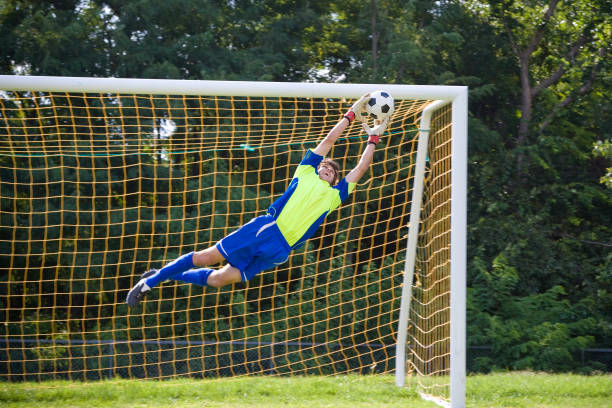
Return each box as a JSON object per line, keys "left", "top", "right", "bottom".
{"left": 345, "top": 117, "right": 390, "bottom": 184}
{"left": 312, "top": 116, "right": 349, "bottom": 157}
{"left": 345, "top": 142, "right": 376, "bottom": 183}
{"left": 313, "top": 94, "right": 369, "bottom": 157}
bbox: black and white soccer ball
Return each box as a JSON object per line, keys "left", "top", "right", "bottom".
{"left": 365, "top": 90, "right": 394, "bottom": 120}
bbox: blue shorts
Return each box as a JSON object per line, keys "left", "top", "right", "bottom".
{"left": 216, "top": 214, "right": 291, "bottom": 282}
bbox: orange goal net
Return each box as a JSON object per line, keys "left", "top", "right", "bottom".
{"left": 0, "top": 77, "right": 465, "bottom": 406}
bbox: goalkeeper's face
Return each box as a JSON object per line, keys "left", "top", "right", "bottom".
{"left": 318, "top": 161, "right": 339, "bottom": 186}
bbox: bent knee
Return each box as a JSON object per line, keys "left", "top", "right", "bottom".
{"left": 207, "top": 268, "right": 242, "bottom": 288}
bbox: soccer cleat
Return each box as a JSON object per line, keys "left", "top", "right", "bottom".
{"left": 126, "top": 272, "right": 155, "bottom": 308}
{"left": 140, "top": 268, "right": 158, "bottom": 280}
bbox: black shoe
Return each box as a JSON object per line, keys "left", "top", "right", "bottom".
{"left": 126, "top": 272, "right": 155, "bottom": 308}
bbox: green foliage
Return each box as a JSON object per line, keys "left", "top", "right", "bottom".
{"left": 469, "top": 257, "right": 605, "bottom": 371}
{"left": 593, "top": 140, "right": 612, "bottom": 188}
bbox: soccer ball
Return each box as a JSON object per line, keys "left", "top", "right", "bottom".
{"left": 365, "top": 90, "right": 394, "bottom": 120}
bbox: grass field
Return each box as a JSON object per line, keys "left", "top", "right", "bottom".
{"left": 1, "top": 372, "right": 610, "bottom": 408}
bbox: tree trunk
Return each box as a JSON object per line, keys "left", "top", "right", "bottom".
{"left": 516, "top": 53, "right": 532, "bottom": 175}
{"left": 370, "top": 0, "right": 378, "bottom": 76}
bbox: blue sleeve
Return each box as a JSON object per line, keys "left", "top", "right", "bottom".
{"left": 300, "top": 149, "right": 324, "bottom": 169}
{"left": 333, "top": 178, "right": 351, "bottom": 202}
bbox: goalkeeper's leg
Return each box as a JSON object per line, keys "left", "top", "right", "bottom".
{"left": 143, "top": 246, "right": 225, "bottom": 287}
{"left": 172, "top": 264, "right": 242, "bottom": 288}
{"left": 126, "top": 247, "right": 224, "bottom": 307}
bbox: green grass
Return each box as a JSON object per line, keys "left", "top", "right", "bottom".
{"left": 467, "top": 372, "right": 612, "bottom": 408}
{"left": 1, "top": 372, "right": 610, "bottom": 408}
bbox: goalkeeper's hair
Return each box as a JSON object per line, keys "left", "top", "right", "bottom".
{"left": 321, "top": 158, "right": 341, "bottom": 185}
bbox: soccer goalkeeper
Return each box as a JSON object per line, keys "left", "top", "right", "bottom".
{"left": 126, "top": 94, "right": 390, "bottom": 308}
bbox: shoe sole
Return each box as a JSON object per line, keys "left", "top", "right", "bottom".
{"left": 126, "top": 281, "right": 144, "bottom": 307}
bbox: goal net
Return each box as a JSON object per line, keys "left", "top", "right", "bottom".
{"left": 0, "top": 76, "right": 466, "bottom": 407}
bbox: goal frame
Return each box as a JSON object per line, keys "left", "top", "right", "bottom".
{"left": 0, "top": 75, "right": 467, "bottom": 408}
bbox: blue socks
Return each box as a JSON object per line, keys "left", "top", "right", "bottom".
{"left": 145, "top": 252, "right": 215, "bottom": 287}
{"left": 145, "top": 252, "right": 196, "bottom": 288}
{"left": 171, "top": 268, "right": 214, "bottom": 287}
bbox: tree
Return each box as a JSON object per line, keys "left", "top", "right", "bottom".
{"left": 1, "top": 0, "right": 348, "bottom": 81}
{"left": 484, "top": 0, "right": 611, "bottom": 175}
{"left": 0, "top": 0, "right": 111, "bottom": 75}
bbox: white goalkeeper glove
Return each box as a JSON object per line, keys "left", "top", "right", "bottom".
{"left": 343, "top": 93, "right": 369, "bottom": 124}
{"left": 362, "top": 116, "right": 390, "bottom": 145}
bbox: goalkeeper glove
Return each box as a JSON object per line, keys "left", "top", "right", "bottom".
{"left": 344, "top": 93, "right": 369, "bottom": 124}
{"left": 362, "top": 116, "right": 390, "bottom": 145}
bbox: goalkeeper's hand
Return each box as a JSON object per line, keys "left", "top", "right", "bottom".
{"left": 343, "top": 93, "right": 369, "bottom": 124}
{"left": 362, "top": 116, "right": 390, "bottom": 145}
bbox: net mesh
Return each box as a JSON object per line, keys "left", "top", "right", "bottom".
{"left": 409, "top": 106, "right": 453, "bottom": 398}
{"left": 0, "top": 89, "right": 452, "bottom": 399}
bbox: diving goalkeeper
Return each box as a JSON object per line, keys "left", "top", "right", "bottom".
{"left": 126, "top": 94, "right": 390, "bottom": 308}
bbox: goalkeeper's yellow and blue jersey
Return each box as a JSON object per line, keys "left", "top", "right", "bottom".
{"left": 267, "top": 149, "right": 356, "bottom": 249}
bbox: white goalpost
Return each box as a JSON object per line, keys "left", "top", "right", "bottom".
{"left": 0, "top": 75, "right": 466, "bottom": 408}
{"left": 394, "top": 94, "right": 467, "bottom": 408}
